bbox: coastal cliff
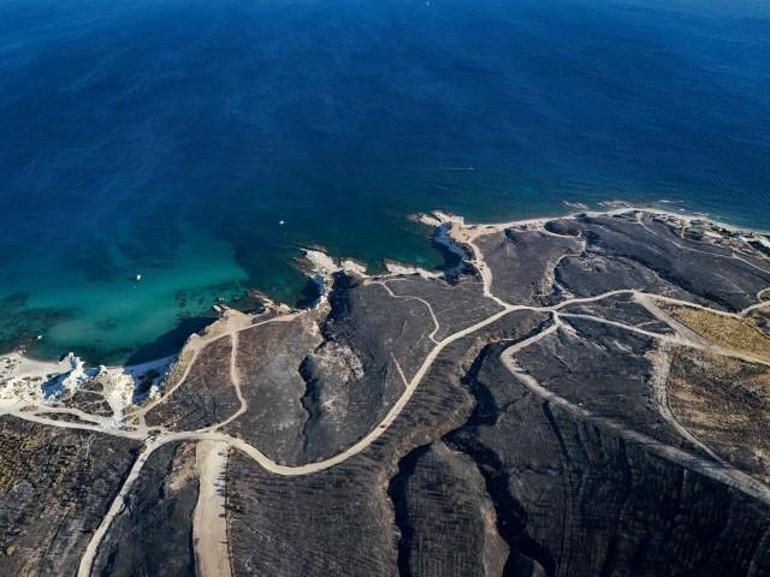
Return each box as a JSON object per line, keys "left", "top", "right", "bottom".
{"left": 1, "top": 208, "right": 770, "bottom": 577}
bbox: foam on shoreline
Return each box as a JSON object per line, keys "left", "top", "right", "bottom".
{"left": 422, "top": 202, "right": 770, "bottom": 237}
{"left": 2, "top": 203, "right": 768, "bottom": 413}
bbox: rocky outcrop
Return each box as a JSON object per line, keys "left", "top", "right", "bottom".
{"left": 2, "top": 209, "right": 770, "bottom": 577}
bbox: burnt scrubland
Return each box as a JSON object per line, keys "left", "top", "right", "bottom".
{"left": 1, "top": 209, "right": 770, "bottom": 576}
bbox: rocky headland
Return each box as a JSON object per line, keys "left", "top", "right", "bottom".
{"left": 1, "top": 207, "right": 770, "bottom": 577}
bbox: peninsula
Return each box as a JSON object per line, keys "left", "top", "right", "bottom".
{"left": 1, "top": 208, "right": 769, "bottom": 577}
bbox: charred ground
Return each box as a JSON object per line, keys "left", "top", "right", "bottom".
{"left": 1, "top": 209, "right": 770, "bottom": 577}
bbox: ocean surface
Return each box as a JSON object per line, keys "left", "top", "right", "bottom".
{"left": 1, "top": 0, "right": 769, "bottom": 363}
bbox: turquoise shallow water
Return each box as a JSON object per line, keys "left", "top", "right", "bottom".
{"left": 1, "top": 0, "right": 769, "bottom": 363}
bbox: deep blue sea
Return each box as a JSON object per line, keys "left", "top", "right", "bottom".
{"left": 1, "top": 0, "right": 769, "bottom": 363}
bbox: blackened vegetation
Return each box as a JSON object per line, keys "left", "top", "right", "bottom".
{"left": 547, "top": 214, "right": 770, "bottom": 311}
{"left": 384, "top": 275, "right": 503, "bottom": 340}
{"left": 384, "top": 444, "right": 428, "bottom": 577}
{"left": 89, "top": 442, "right": 199, "bottom": 577}
{"left": 4, "top": 211, "right": 770, "bottom": 577}
{"left": 387, "top": 310, "right": 770, "bottom": 576}
{"left": 149, "top": 208, "right": 770, "bottom": 576}
{"left": 226, "top": 312, "right": 540, "bottom": 577}
{"left": 560, "top": 293, "right": 673, "bottom": 334}
{"left": 0, "top": 417, "right": 140, "bottom": 577}
{"left": 145, "top": 336, "right": 240, "bottom": 430}
{"left": 444, "top": 342, "right": 556, "bottom": 577}
{"left": 475, "top": 229, "right": 583, "bottom": 306}
{"left": 298, "top": 274, "right": 436, "bottom": 461}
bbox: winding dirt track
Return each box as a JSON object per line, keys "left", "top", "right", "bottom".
{"left": 202, "top": 331, "right": 246, "bottom": 433}
{"left": 1, "top": 209, "right": 768, "bottom": 576}
{"left": 76, "top": 441, "right": 160, "bottom": 577}
{"left": 500, "top": 328, "right": 770, "bottom": 505}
